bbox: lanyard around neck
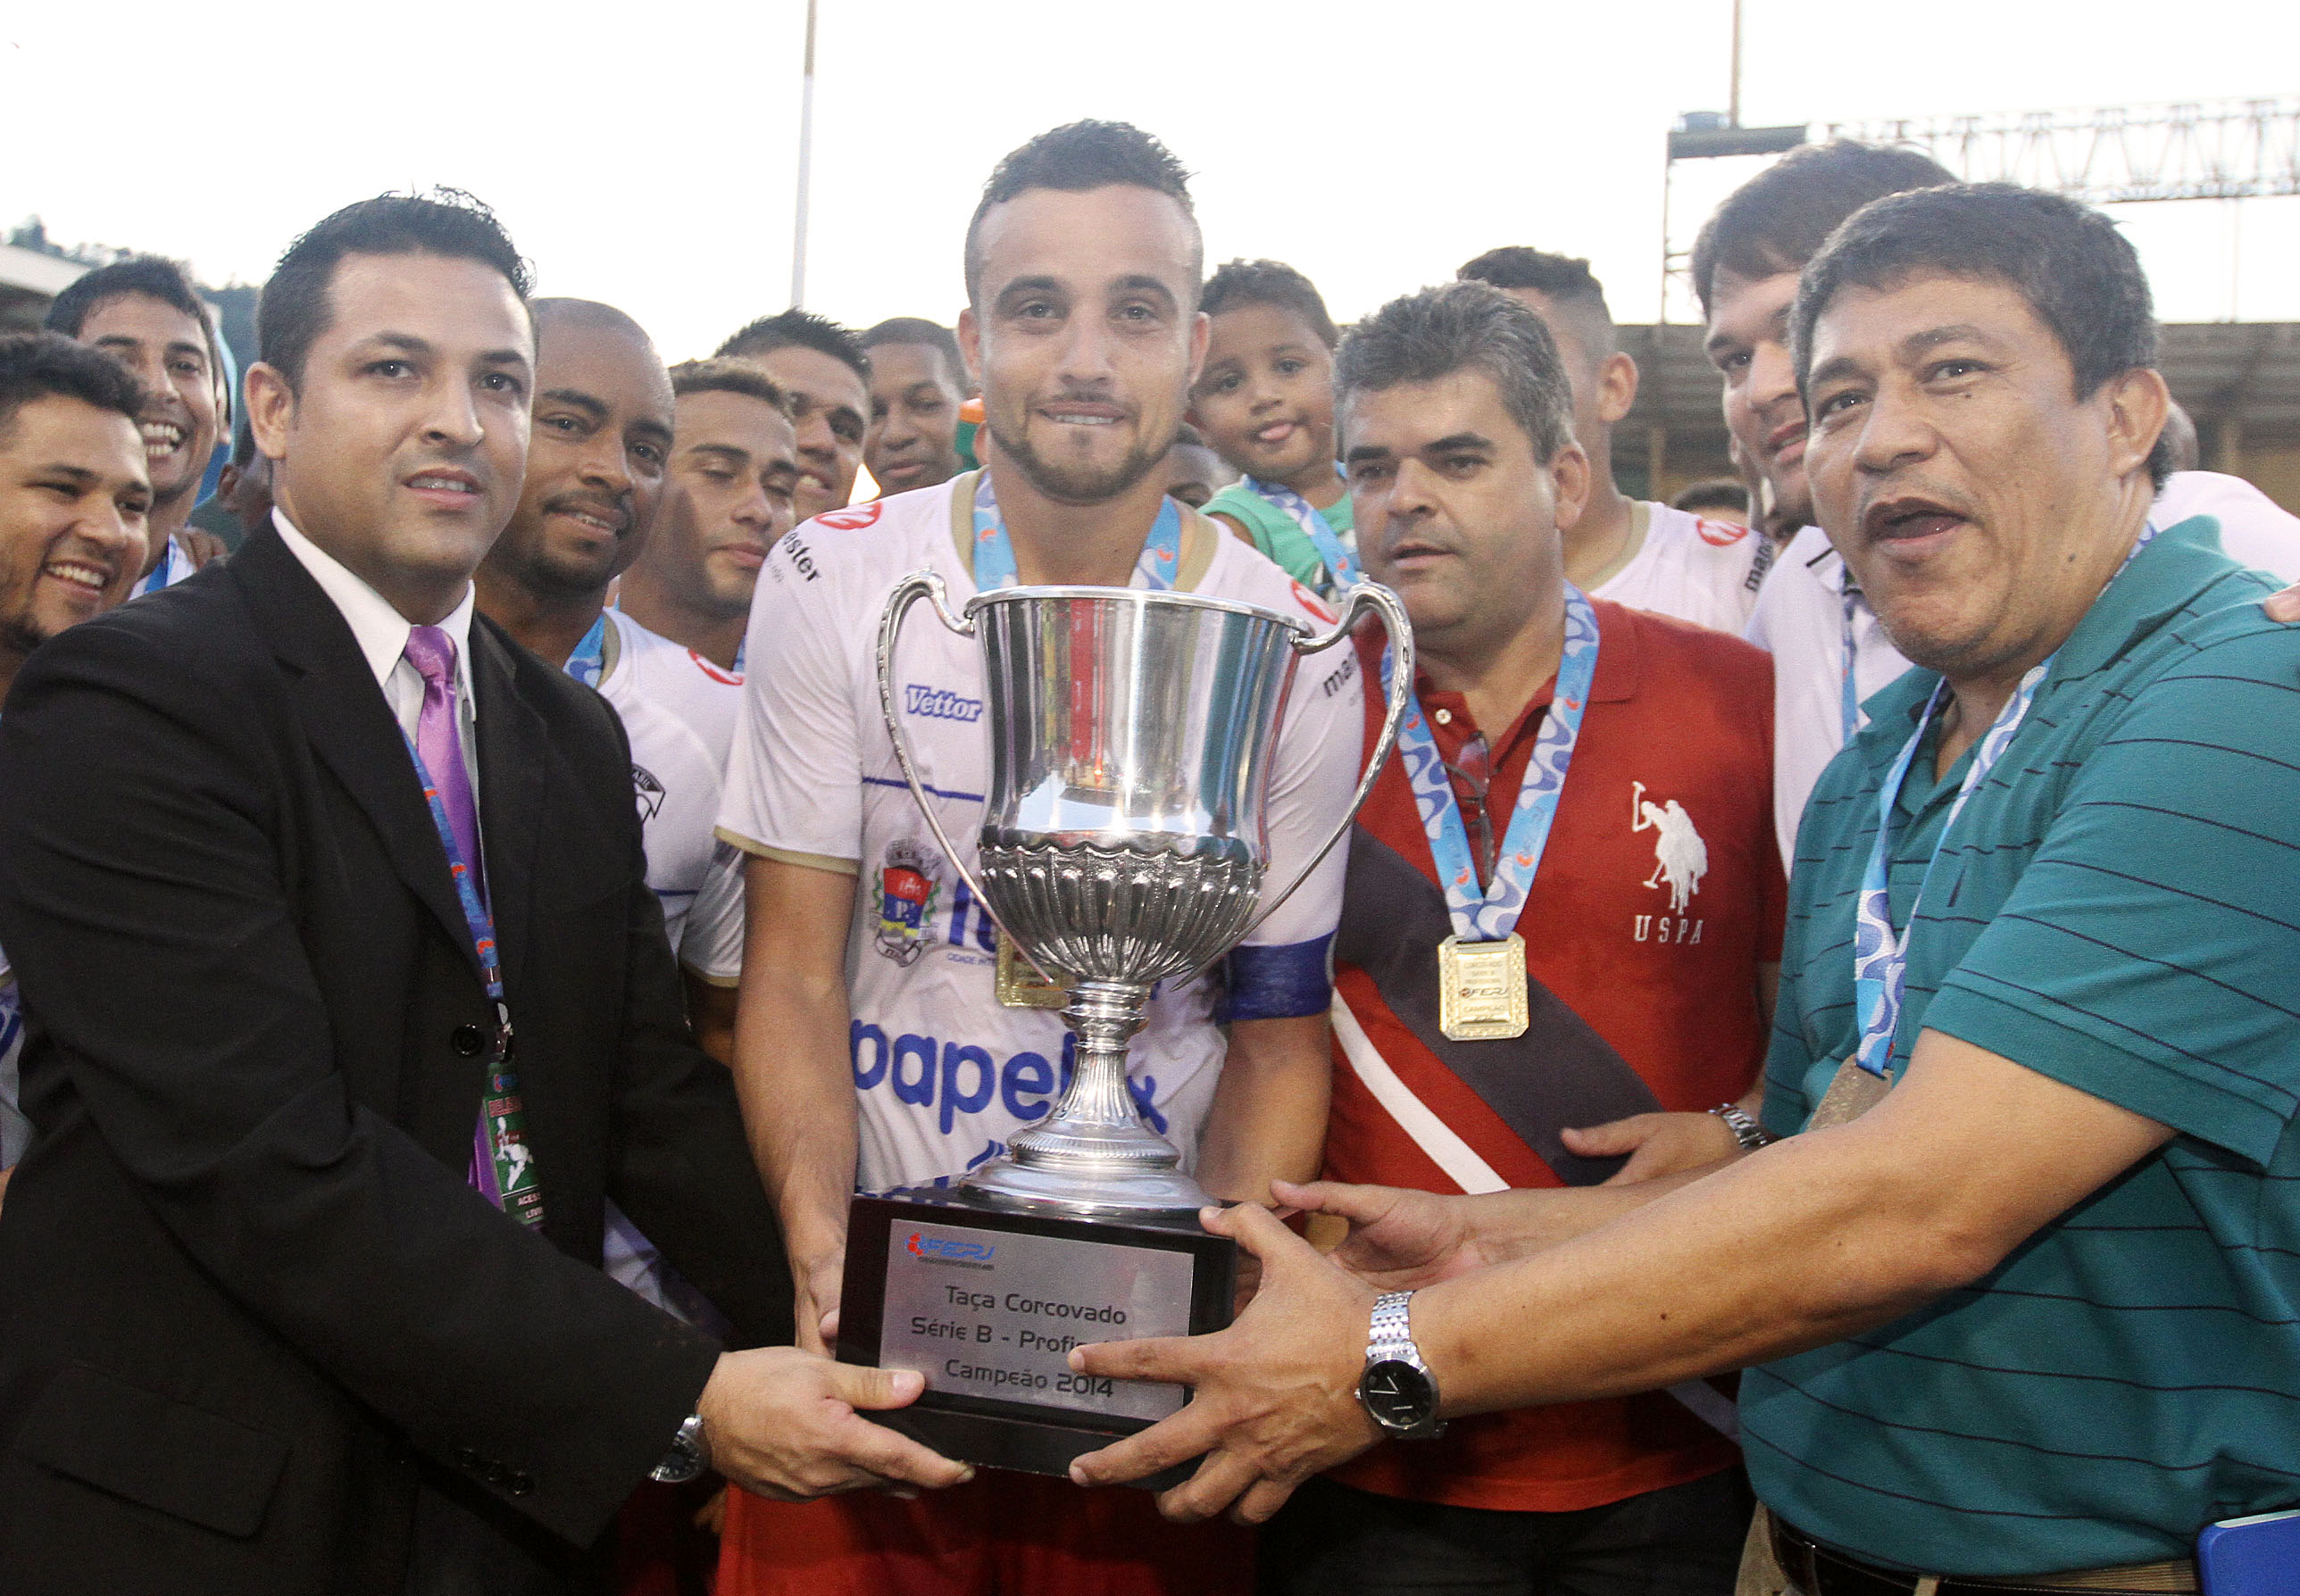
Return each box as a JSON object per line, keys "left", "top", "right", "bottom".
{"left": 1246, "top": 466, "right": 1360, "bottom": 593}
{"left": 1849, "top": 522, "right": 2159, "bottom": 1077}
{"left": 565, "top": 613, "right": 608, "bottom": 689}
{"left": 1383, "top": 586, "right": 1601, "bottom": 944}
{"left": 970, "top": 470, "right": 1182, "bottom": 592}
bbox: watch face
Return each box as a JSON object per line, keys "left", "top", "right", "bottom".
{"left": 1361, "top": 1358, "right": 1435, "bottom": 1431}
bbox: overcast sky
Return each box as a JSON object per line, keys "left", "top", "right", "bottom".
{"left": 7, "top": 0, "right": 2297, "bottom": 362}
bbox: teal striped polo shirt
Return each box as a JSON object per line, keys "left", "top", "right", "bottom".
{"left": 1746, "top": 517, "right": 2300, "bottom": 1575}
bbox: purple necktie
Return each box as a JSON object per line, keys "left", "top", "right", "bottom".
{"left": 402, "top": 625, "right": 484, "bottom": 906}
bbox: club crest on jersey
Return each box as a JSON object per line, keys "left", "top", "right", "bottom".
{"left": 1632, "top": 780, "right": 1709, "bottom": 944}
{"left": 631, "top": 763, "right": 666, "bottom": 824}
{"left": 876, "top": 838, "right": 941, "bottom": 966}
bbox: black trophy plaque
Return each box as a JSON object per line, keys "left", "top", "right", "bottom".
{"left": 838, "top": 1188, "right": 1236, "bottom": 1488}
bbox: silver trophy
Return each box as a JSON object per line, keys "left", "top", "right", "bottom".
{"left": 838, "top": 569, "right": 1410, "bottom": 1480}
{"left": 873, "top": 573, "right": 1412, "bottom": 1215}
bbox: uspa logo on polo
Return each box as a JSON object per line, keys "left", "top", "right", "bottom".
{"left": 906, "top": 1232, "right": 996, "bottom": 1268}
{"left": 875, "top": 839, "right": 940, "bottom": 967}
{"left": 904, "top": 683, "right": 985, "bottom": 723}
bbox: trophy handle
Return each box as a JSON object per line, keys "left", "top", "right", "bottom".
{"left": 873, "top": 569, "right": 1039, "bottom": 968}
{"left": 1229, "top": 578, "right": 1416, "bottom": 949}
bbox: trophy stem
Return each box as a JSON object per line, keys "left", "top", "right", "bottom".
{"left": 957, "top": 979, "right": 1216, "bottom": 1216}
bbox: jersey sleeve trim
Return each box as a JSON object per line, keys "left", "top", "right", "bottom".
{"left": 712, "top": 827, "right": 860, "bottom": 875}
{"left": 1223, "top": 934, "right": 1336, "bottom": 1021}
{"left": 678, "top": 962, "right": 743, "bottom": 989}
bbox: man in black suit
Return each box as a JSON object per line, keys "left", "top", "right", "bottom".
{"left": 0, "top": 191, "right": 965, "bottom": 1596}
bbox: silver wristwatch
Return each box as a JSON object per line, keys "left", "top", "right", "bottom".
{"left": 1710, "top": 1101, "right": 1776, "bottom": 1152}
{"left": 1356, "top": 1291, "right": 1445, "bottom": 1440}
{"left": 651, "top": 1411, "right": 710, "bottom": 1484}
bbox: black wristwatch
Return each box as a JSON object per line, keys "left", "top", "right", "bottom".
{"left": 1356, "top": 1291, "right": 1445, "bottom": 1440}
{"left": 651, "top": 1411, "right": 710, "bottom": 1484}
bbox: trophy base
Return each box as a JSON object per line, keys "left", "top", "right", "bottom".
{"left": 838, "top": 1186, "right": 1236, "bottom": 1489}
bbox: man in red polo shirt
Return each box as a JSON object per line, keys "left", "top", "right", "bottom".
{"left": 1257, "top": 281, "right": 1782, "bottom": 1594}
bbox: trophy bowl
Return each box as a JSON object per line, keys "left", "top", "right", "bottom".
{"left": 838, "top": 569, "right": 1411, "bottom": 1480}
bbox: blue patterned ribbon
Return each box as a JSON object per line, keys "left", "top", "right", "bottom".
{"left": 1839, "top": 586, "right": 1864, "bottom": 742}
{"left": 402, "top": 731, "right": 545, "bottom": 1229}
{"left": 1246, "top": 466, "right": 1360, "bottom": 593}
{"left": 1382, "top": 585, "right": 1601, "bottom": 943}
{"left": 971, "top": 471, "right": 1181, "bottom": 592}
{"left": 565, "top": 613, "right": 608, "bottom": 688}
{"left": 1850, "top": 523, "right": 2159, "bottom": 1077}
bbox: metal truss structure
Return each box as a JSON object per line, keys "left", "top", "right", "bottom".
{"left": 1658, "top": 96, "right": 2300, "bottom": 321}
{"left": 1819, "top": 97, "right": 2300, "bottom": 205}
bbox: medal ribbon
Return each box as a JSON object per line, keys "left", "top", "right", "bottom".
{"left": 564, "top": 613, "right": 608, "bottom": 688}
{"left": 1850, "top": 523, "right": 2158, "bottom": 1077}
{"left": 1384, "top": 585, "right": 1601, "bottom": 943}
{"left": 971, "top": 470, "right": 1182, "bottom": 592}
{"left": 402, "top": 731, "right": 545, "bottom": 1229}
{"left": 1839, "top": 586, "right": 1864, "bottom": 742}
{"left": 1246, "top": 466, "right": 1361, "bottom": 593}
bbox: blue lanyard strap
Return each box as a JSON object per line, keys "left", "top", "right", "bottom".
{"left": 564, "top": 613, "right": 608, "bottom": 688}
{"left": 1246, "top": 466, "right": 1360, "bottom": 593}
{"left": 401, "top": 732, "right": 504, "bottom": 1009}
{"left": 1384, "top": 585, "right": 1601, "bottom": 943}
{"left": 1839, "top": 586, "right": 1864, "bottom": 743}
{"left": 1850, "top": 522, "right": 2158, "bottom": 1077}
{"left": 971, "top": 470, "right": 1182, "bottom": 592}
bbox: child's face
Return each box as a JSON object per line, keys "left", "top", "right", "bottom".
{"left": 1189, "top": 302, "right": 1335, "bottom": 484}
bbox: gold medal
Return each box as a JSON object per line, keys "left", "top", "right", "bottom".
{"left": 996, "top": 931, "right": 1070, "bottom": 1010}
{"left": 1808, "top": 1056, "right": 1893, "bottom": 1129}
{"left": 1436, "top": 933, "right": 1530, "bottom": 1041}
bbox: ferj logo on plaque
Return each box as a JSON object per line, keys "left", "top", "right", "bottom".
{"left": 839, "top": 569, "right": 1412, "bottom": 1483}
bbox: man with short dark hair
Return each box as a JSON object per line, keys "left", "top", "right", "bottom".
{"left": 618, "top": 358, "right": 798, "bottom": 686}
{"left": 46, "top": 255, "right": 228, "bottom": 590}
{"left": 216, "top": 419, "right": 277, "bottom": 541}
{"left": 713, "top": 117, "right": 1359, "bottom": 1596}
{"left": 1671, "top": 478, "right": 1748, "bottom": 524}
{"left": 0, "top": 331, "right": 151, "bottom": 1209}
{"left": 1230, "top": 278, "right": 1780, "bottom": 1596}
{"left": 0, "top": 192, "right": 966, "bottom": 1595}
{"left": 1162, "top": 421, "right": 1235, "bottom": 508}
{"left": 716, "top": 308, "right": 869, "bottom": 520}
{"left": 1462, "top": 245, "right": 1764, "bottom": 632}
{"left": 1071, "top": 180, "right": 2300, "bottom": 1593}
{"left": 859, "top": 317, "right": 968, "bottom": 496}
{"left": 1701, "top": 142, "right": 2300, "bottom": 862}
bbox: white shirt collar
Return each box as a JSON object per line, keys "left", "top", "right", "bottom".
{"left": 271, "top": 508, "right": 477, "bottom": 694}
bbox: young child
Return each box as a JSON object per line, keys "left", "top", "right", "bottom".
{"left": 1190, "top": 259, "right": 1357, "bottom": 594}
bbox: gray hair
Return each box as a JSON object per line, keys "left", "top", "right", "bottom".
{"left": 1334, "top": 281, "right": 1574, "bottom": 461}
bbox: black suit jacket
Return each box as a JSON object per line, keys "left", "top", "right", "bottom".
{"left": 0, "top": 528, "right": 791, "bottom": 1593}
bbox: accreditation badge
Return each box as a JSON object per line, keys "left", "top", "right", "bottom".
{"left": 1437, "top": 933, "right": 1530, "bottom": 1041}
{"left": 1808, "top": 1056, "right": 1893, "bottom": 1129}
{"left": 996, "top": 931, "right": 1070, "bottom": 1010}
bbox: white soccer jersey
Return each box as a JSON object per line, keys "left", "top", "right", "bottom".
{"left": 592, "top": 609, "right": 744, "bottom": 980}
{"left": 1745, "top": 470, "right": 2300, "bottom": 869}
{"left": 607, "top": 611, "right": 746, "bottom": 770}
{"left": 717, "top": 473, "right": 1363, "bottom": 1193}
{"left": 1588, "top": 501, "right": 1768, "bottom": 635}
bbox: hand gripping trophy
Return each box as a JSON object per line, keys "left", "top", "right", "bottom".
{"left": 837, "top": 570, "right": 1410, "bottom": 1481}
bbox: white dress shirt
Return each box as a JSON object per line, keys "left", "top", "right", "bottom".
{"left": 1744, "top": 470, "right": 2300, "bottom": 869}
{"left": 272, "top": 509, "right": 482, "bottom": 805}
